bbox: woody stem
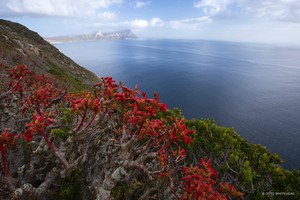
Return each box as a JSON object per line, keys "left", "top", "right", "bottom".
{"left": 76, "top": 106, "right": 87, "bottom": 131}
{"left": 1, "top": 150, "right": 8, "bottom": 176}
{"left": 120, "top": 103, "right": 125, "bottom": 128}
{"left": 84, "top": 112, "right": 98, "bottom": 130}
{"left": 136, "top": 120, "right": 145, "bottom": 136}
{"left": 40, "top": 130, "right": 70, "bottom": 169}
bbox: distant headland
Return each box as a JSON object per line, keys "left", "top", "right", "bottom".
{"left": 45, "top": 29, "right": 137, "bottom": 44}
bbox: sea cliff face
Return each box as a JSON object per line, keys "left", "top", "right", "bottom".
{"left": 0, "top": 19, "right": 99, "bottom": 90}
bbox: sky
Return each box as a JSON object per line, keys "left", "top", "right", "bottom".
{"left": 1, "top": 0, "right": 300, "bottom": 45}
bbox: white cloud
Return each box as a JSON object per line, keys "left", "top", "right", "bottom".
{"left": 194, "top": 0, "right": 300, "bottom": 23}
{"left": 134, "top": 1, "right": 151, "bottom": 9}
{"left": 194, "top": 0, "right": 232, "bottom": 16}
{"left": 238, "top": 0, "right": 300, "bottom": 23}
{"left": 125, "top": 19, "right": 149, "bottom": 29}
{"left": 169, "top": 17, "right": 212, "bottom": 29}
{"left": 150, "top": 17, "right": 164, "bottom": 27}
{"left": 2, "top": 0, "right": 122, "bottom": 18}
{"left": 96, "top": 11, "right": 117, "bottom": 21}
{"left": 194, "top": 0, "right": 232, "bottom": 9}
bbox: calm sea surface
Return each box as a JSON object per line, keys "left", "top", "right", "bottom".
{"left": 55, "top": 39, "right": 300, "bottom": 170}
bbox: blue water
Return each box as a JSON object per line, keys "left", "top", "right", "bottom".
{"left": 55, "top": 39, "right": 300, "bottom": 170}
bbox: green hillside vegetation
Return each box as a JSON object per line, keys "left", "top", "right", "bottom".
{"left": 160, "top": 108, "right": 300, "bottom": 199}
{"left": 0, "top": 19, "right": 99, "bottom": 90}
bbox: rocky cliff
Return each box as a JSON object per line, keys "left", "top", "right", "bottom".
{"left": 0, "top": 19, "right": 99, "bottom": 90}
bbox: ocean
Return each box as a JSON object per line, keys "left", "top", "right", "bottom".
{"left": 55, "top": 39, "right": 300, "bottom": 170}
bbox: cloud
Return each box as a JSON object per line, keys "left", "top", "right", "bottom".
{"left": 169, "top": 17, "right": 212, "bottom": 29}
{"left": 121, "top": 16, "right": 210, "bottom": 31}
{"left": 194, "top": 0, "right": 232, "bottom": 9}
{"left": 194, "top": 0, "right": 300, "bottom": 23}
{"left": 1, "top": 0, "right": 122, "bottom": 18}
{"left": 194, "top": 0, "right": 232, "bottom": 15}
{"left": 96, "top": 11, "right": 117, "bottom": 21}
{"left": 134, "top": 1, "right": 151, "bottom": 8}
{"left": 150, "top": 17, "right": 164, "bottom": 27}
{"left": 239, "top": 0, "right": 300, "bottom": 23}
{"left": 125, "top": 19, "right": 149, "bottom": 29}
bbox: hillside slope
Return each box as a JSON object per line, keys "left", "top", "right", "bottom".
{"left": 0, "top": 19, "right": 99, "bottom": 90}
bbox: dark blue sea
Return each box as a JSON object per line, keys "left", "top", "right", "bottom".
{"left": 55, "top": 39, "right": 300, "bottom": 170}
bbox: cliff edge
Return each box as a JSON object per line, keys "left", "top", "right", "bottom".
{"left": 0, "top": 19, "right": 99, "bottom": 90}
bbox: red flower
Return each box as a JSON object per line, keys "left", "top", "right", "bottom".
{"left": 176, "top": 119, "right": 194, "bottom": 144}
{"left": 6, "top": 64, "right": 33, "bottom": 96}
{"left": 180, "top": 158, "right": 225, "bottom": 200}
{"left": 175, "top": 147, "right": 186, "bottom": 163}
{"left": 0, "top": 129, "right": 19, "bottom": 152}
{"left": 115, "top": 93, "right": 127, "bottom": 101}
{"left": 7, "top": 64, "right": 33, "bottom": 80}
{"left": 24, "top": 113, "right": 54, "bottom": 142}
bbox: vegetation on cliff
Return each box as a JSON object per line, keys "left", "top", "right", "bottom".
{"left": 0, "top": 19, "right": 99, "bottom": 90}
{"left": 1, "top": 64, "right": 244, "bottom": 199}
{"left": 1, "top": 64, "right": 299, "bottom": 199}
{"left": 156, "top": 109, "right": 300, "bottom": 199}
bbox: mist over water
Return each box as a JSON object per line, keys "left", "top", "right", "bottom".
{"left": 55, "top": 39, "right": 300, "bottom": 170}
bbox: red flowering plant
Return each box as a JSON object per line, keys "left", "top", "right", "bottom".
{"left": 65, "top": 77, "right": 120, "bottom": 133}
{"left": 3, "top": 64, "right": 62, "bottom": 115}
{"left": 6, "top": 64, "right": 33, "bottom": 97}
{"left": 23, "top": 113, "right": 52, "bottom": 142}
{"left": 7, "top": 66, "right": 71, "bottom": 168}
{"left": 93, "top": 76, "right": 119, "bottom": 113}
{"left": 22, "top": 81, "right": 57, "bottom": 114}
{"left": 0, "top": 65, "right": 30, "bottom": 184}
{"left": 0, "top": 65, "right": 243, "bottom": 199}
{"left": 0, "top": 128, "right": 21, "bottom": 193}
{"left": 23, "top": 112, "right": 70, "bottom": 168}
{"left": 0, "top": 129, "right": 20, "bottom": 176}
{"left": 2, "top": 65, "right": 70, "bottom": 171}
{"left": 180, "top": 158, "right": 243, "bottom": 200}
{"left": 0, "top": 64, "right": 31, "bottom": 101}
{"left": 70, "top": 92, "right": 101, "bottom": 131}
{"left": 90, "top": 77, "right": 242, "bottom": 199}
